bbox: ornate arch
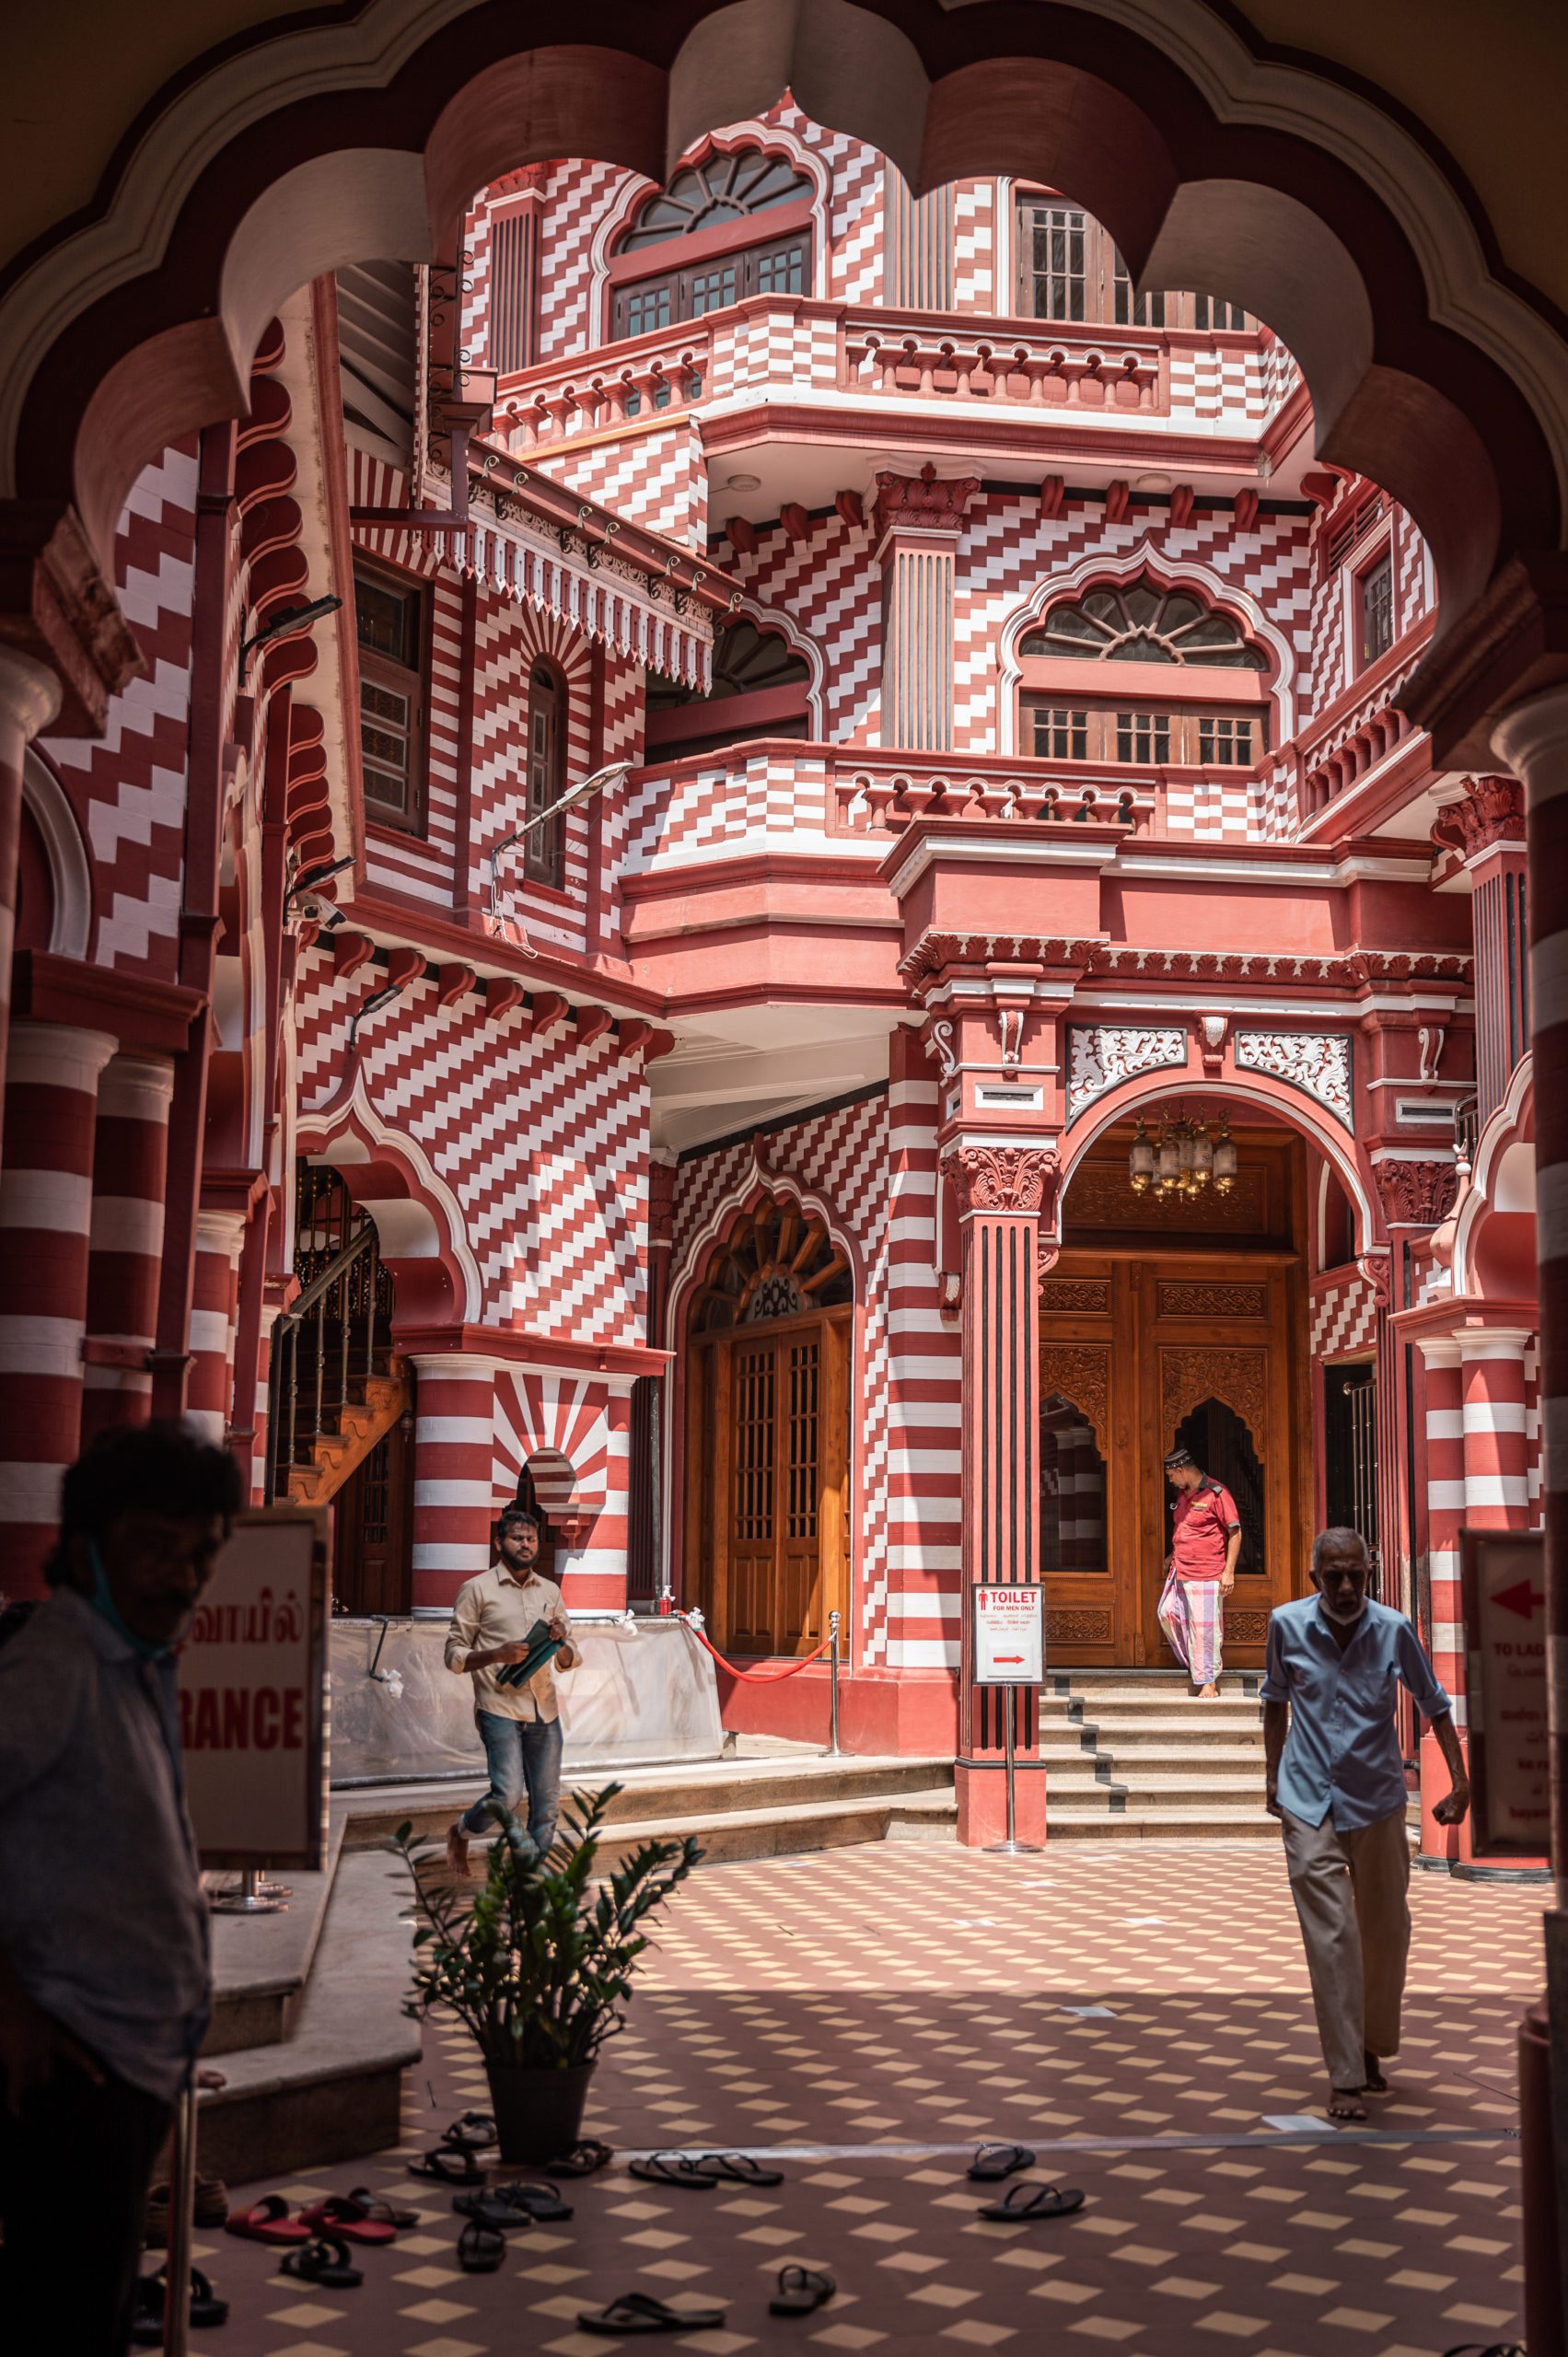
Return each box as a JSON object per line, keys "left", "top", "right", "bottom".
{"left": 18, "top": 747, "right": 91, "bottom": 958}
{"left": 665, "top": 1146, "right": 866, "bottom": 1353}
{"left": 297, "top": 1079, "right": 483, "bottom": 1327}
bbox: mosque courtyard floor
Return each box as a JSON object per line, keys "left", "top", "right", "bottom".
{"left": 192, "top": 1837, "right": 1538, "bottom": 2356}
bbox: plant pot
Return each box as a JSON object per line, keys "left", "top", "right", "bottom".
{"left": 485, "top": 2059, "right": 596, "bottom": 2165}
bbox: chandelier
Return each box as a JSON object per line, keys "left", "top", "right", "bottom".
{"left": 1128, "top": 1109, "right": 1237, "bottom": 1198}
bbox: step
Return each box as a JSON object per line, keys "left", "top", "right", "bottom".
{"left": 1039, "top": 1740, "right": 1263, "bottom": 1770}
{"left": 195, "top": 1850, "right": 421, "bottom": 2183}
{"left": 1041, "top": 1759, "right": 1266, "bottom": 1796}
{"left": 1043, "top": 1805, "right": 1281, "bottom": 1840}
{"left": 575, "top": 1785, "right": 958, "bottom": 1867}
{"left": 202, "top": 1818, "right": 344, "bottom": 2055}
{"left": 1048, "top": 1772, "right": 1268, "bottom": 1810}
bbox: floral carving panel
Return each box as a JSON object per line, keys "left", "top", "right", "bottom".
{"left": 1040, "top": 1346, "right": 1110, "bottom": 1457}
{"left": 1234, "top": 1029, "right": 1353, "bottom": 1127}
{"left": 1066, "top": 1025, "right": 1187, "bottom": 1125}
{"left": 1160, "top": 1347, "right": 1269, "bottom": 1454}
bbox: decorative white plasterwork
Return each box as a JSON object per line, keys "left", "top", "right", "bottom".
{"left": 1066, "top": 1023, "right": 1187, "bottom": 1124}
{"left": 1235, "top": 1028, "right": 1353, "bottom": 1127}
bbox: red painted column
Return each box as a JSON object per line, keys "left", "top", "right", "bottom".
{"left": 948, "top": 1144, "right": 1053, "bottom": 1847}
{"left": 410, "top": 1354, "right": 501, "bottom": 1614}
{"left": 0, "top": 651, "right": 64, "bottom": 1150}
{"left": 80, "top": 1053, "right": 176, "bottom": 1442}
{"left": 186, "top": 1209, "right": 246, "bottom": 1447}
{"left": 0, "top": 1020, "right": 118, "bottom": 1594}
{"left": 1414, "top": 1339, "right": 1466, "bottom": 1864}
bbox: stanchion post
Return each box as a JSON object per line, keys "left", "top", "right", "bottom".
{"left": 826, "top": 1609, "right": 842, "bottom": 1757}
{"left": 162, "top": 2079, "right": 198, "bottom": 2357}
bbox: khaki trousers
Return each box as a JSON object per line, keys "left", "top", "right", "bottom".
{"left": 1280, "top": 1804, "right": 1410, "bottom": 2091}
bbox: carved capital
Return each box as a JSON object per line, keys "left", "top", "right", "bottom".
{"left": 648, "top": 1160, "right": 678, "bottom": 1246}
{"left": 0, "top": 499, "right": 145, "bottom": 736}
{"left": 873, "top": 460, "right": 980, "bottom": 542}
{"left": 1373, "top": 1158, "right": 1458, "bottom": 1227}
{"left": 1430, "top": 773, "right": 1526, "bottom": 860}
{"left": 949, "top": 1144, "right": 1059, "bottom": 1218}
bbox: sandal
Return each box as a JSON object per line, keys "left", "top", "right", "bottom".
{"left": 130, "top": 2269, "right": 230, "bottom": 2344}
{"left": 455, "top": 2179, "right": 572, "bottom": 2225}
{"left": 690, "top": 2152, "right": 784, "bottom": 2189}
{"left": 578, "top": 2293, "right": 728, "bottom": 2335}
{"left": 279, "top": 2234, "right": 364, "bottom": 2288}
{"left": 408, "top": 2147, "right": 487, "bottom": 2186}
{"left": 770, "top": 2265, "right": 836, "bottom": 2316}
{"left": 628, "top": 2152, "right": 718, "bottom": 2192}
{"left": 297, "top": 2192, "right": 399, "bottom": 2244}
{"left": 345, "top": 2187, "right": 421, "bottom": 2230}
{"left": 458, "top": 2220, "right": 506, "bottom": 2274}
{"left": 225, "top": 2194, "right": 311, "bottom": 2246}
{"left": 441, "top": 2109, "right": 498, "bottom": 2152}
{"left": 979, "top": 2181, "right": 1086, "bottom": 2223}
{"left": 968, "top": 2142, "right": 1035, "bottom": 2183}
{"left": 547, "top": 2138, "right": 614, "bottom": 2177}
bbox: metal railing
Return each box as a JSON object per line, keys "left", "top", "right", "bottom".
{"left": 266, "top": 1215, "right": 391, "bottom": 1503}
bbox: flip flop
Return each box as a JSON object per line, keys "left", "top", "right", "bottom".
{"left": 345, "top": 2187, "right": 421, "bottom": 2230}
{"left": 968, "top": 2142, "right": 1035, "bottom": 2182}
{"left": 130, "top": 2267, "right": 231, "bottom": 2340}
{"left": 279, "top": 2234, "right": 364, "bottom": 2288}
{"left": 456, "top": 2180, "right": 572, "bottom": 2225}
{"left": 441, "top": 2110, "right": 498, "bottom": 2152}
{"left": 547, "top": 2139, "right": 614, "bottom": 2177}
{"left": 226, "top": 2195, "right": 311, "bottom": 2246}
{"left": 298, "top": 2193, "right": 399, "bottom": 2244}
{"left": 690, "top": 2152, "right": 785, "bottom": 2188}
{"left": 458, "top": 2220, "right": 506, "bottom": 2274}
{"left": 770, "top": 2265, "right": 836, "bottom": 2316}
{"left": 979, "top": 2181, "right": 1086, "bottom": 2223}
{"left": 577, "top": 2293, "right": 728, "bottom": 2335}
{"left": 408, "top": 2147, "right": 487, "bottom": 2186}
{"left": 1442, "top": 2347, "right": 1526, "bottom": 2356}
{"left": 627, "top": 2153, "right": 717, "bottom": 2192}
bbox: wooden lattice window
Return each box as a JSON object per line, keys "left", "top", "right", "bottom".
{"left": 692, "top": 1198, "right": 853, "bottom": 1334}
{"left": 526, "top": 659, "right": 565, "bottom": 890}
{"left": 354, "top": 561, "right": 428, "bottom": 832}
{"left": 1021, "top": 581, "right": 1266, "bottom": 669}
{"left": 1016, "top": 199, "right": 1252, "bottom": 331}
{"left": 610, "top": 148, "right": 814, "bottom": 337}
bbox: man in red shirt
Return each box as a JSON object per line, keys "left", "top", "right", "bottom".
{"left": 1157, "top": 1447, "right": 1243, "bottom": 1697}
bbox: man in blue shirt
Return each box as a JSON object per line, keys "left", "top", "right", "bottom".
{"left": 1261, "top": 1526, "right": 1469, "bottom": 2120}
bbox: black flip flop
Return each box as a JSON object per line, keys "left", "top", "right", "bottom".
{"left": 458, "top": 2220, "right": 506, "bottom": 2274}
{"left": 441, "top": 2109, "right": 498, "bottom": 2153}
{"left": 346, "top": 2186, "right": 421, "bottom": 2230}
{"left": 770, "top": 2265, "right": 836, "bottom": 2316}
{"left": 691, "top": 2152, "right": 784, "bottom": 2188}
{"left": 578, "top": 2293, "right": 728, "bottom": 2335}
{"left": 1442, "top": 2348, "right": 1525, "bottom": 2356}
{"left": 279, "top": 2234, "right": 364, "bottom": 2287}
{"left": 130, "top": 2268, "right": 230, "bottom": 2343}
{"left": 548, "top": 2138, "right": 614, "bottom": 2177}
{"left": 408, "top": 2147, "right": 487, "bottom": 2186}
{"left": 489, "top": 2179, "right": 574, "bottom": 2223}
{"left": 627, "top": 2152, "right": 717, "bottom": 2192}
{"left": 979, "top": 2181, "right": 1086, "bottom": 2223}
{"left": 968, "top": 2142, "right": 1035, "bottom": 2182}
{"left": 452, "top": 2189, "right": 535, "bottom": 2231}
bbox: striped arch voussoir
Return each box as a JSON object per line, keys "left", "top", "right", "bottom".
{"left": 492, "top": 1368, "right": 611, "bottom": 1536}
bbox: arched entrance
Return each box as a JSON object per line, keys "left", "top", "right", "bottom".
{"left": 682, "top": 1190, "right": 853, "bottom": 1655}
{"left": 1040, "top": 1115, "right": 1312, "bottom": 1667}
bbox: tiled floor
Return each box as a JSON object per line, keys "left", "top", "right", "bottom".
{"left": 186, "top": 1840, "right": 1539, "bottom": 2355}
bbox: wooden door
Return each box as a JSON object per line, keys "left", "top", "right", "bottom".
{"left": 1040, "top": 1254, "right": 1307, "bottom": 1667}
{"left": 332, "top": 1412, "right": 413, "bottom": 1616}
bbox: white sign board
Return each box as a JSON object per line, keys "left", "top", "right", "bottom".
{"left": 974, "top": 1584, "right": 1044, "bottom": 1686}
{"left": 178, "top": 1508, "right": 329, "bottom": 1870}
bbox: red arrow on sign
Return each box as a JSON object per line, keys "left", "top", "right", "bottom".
{"left": 994, "top": 1654, "right": 1025, "bottom": 1663}
{"left": 1495, "top": 1578, "right": 1543, "bottom": 1620}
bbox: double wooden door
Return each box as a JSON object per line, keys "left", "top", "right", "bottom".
{"left": 687, "top": 1306, "right": 850, "bottom": 1655}
{"left": 1038, "top": 1253, "right": 1307, "bottom": 1667}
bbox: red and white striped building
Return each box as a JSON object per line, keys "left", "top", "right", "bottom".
{"left": 0, "top": 95, "right": 1543, "bottom": 1858}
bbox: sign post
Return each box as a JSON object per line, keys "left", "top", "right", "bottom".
{"left": 973, "top": 1584, "right": 1045, "bottom": 1856}
{"left": 1458, "top": 1527, "right": 1547, "bottom": 1858}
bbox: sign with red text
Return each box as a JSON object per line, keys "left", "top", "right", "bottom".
{"left": 974, "top": 1585, "right": 1044, "bottom": 1686}
{"left": 1460, "top": 1527, "right": 1548, "bottom": 1858}
{"left": 179, "top": 1508, "right": 329, "bottom": 1870}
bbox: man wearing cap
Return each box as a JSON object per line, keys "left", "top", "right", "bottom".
{"left": 1157, "top": 1447, "right": 1242, "bottom": 1698}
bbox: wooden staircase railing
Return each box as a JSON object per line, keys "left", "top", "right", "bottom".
{"left": 266, "top": 1216, "right": 406, "bottom": 1508}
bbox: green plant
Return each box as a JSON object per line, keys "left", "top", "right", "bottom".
{"left": 389, "top": 1786, "right": 701, "bottom": 2071}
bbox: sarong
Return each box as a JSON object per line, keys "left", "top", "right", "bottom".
{"left": 1157, "top": 1567, "right": 1223, "bottom": 1685}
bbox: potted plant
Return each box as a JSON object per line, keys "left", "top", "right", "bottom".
{"left": 390, "top": 1787, "right": 701, "bottom": 2165}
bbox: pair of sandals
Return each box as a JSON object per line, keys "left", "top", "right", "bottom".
{"left": 578, "top": 2269, "right": 835, "bottom": 2337}
{"left": 227, "top": 2189, "right": 414, "bottom": 2245}
{"left": 131, "top": 2269, "right": 227, "bottom": 2344}
{"left": 279, "top": 2233, "right": 365, "bottom": 2289}
{"left": 627, "top": 2150, "right": 784, "bottom": 2191}
{"left": 967, "top": 2143, "right": 1086, "bottom": 2223}
{"left": 453, "top": 2177, "right": 574, "bottom": 2230}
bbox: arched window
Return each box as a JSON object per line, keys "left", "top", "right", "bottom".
{"left": 527, "top": 659, "right": 565, "bottom": 890}
{"left": 610, "top": 147, "right": 815, "bottom": 339}
{"left": 1018, "top": 578, "right": 1270, "bottom": 770}
{"left": 645, "top": 618, "right": 812, "bottom": 757}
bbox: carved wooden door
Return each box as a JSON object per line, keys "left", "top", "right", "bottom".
{"left": 1040, "top": 1254, "right": 1307, "bottom": 1667}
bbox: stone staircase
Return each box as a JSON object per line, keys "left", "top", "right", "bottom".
{"left": 283, "top": 1360, "right": 409, "bottom": 1507}
{"left": 1039, "top": 1668, "right": 1276, "bottom": 1840}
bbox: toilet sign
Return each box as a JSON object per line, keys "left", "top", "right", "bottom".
{"left": 178, "top": 1507, "right": 330, "bottom": 1871}
{"left": 974, "top": 1584, "right": 1045, "bottom": 1685}
{"left": 1460, "top": 1528, "right": 1548, "bottom": 1858}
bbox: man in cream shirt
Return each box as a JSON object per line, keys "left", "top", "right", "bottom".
{"left": 445, "top": 1506, "right": 577, "bottom": 1874}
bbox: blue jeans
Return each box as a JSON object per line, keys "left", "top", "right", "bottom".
{"left": 460, "top": 1711, "right": 564, "bottom": 1858}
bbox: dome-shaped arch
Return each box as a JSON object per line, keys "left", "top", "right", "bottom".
{"left": 296, "top": 1084, "right": 483, "bottom": 1329}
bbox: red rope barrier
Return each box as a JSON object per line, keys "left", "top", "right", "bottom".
{"left": 680, "top": 1616, "right": 832, "bottom": 1682}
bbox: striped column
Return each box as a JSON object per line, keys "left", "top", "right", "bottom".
{"left": 949, "top": 1143, "right": 1052, "bottom": 1847}
{"left": 0, "top": 1020, "right": 117, "bottom": 1595}
{"left": 80, "top": 1054, "right": 175, "bottom": 1442}
{"left": 1415, "top": 1338, "right": 1467, "bottom": 1865}
{"left": 186, "top": 1210, "right": 245, "bottom": 1448}
{"left": 410, "top": 1354, "right": 501, "bottom": 1613}
{"left": 1460, "top": 1329, "right": 1534, "bottom": 1531}
{"left": 1493, "top": 687, "right": 1568, "bottom": 1898}
{"left": 0, "top": 651, "right": 64, "bottom": 1142}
